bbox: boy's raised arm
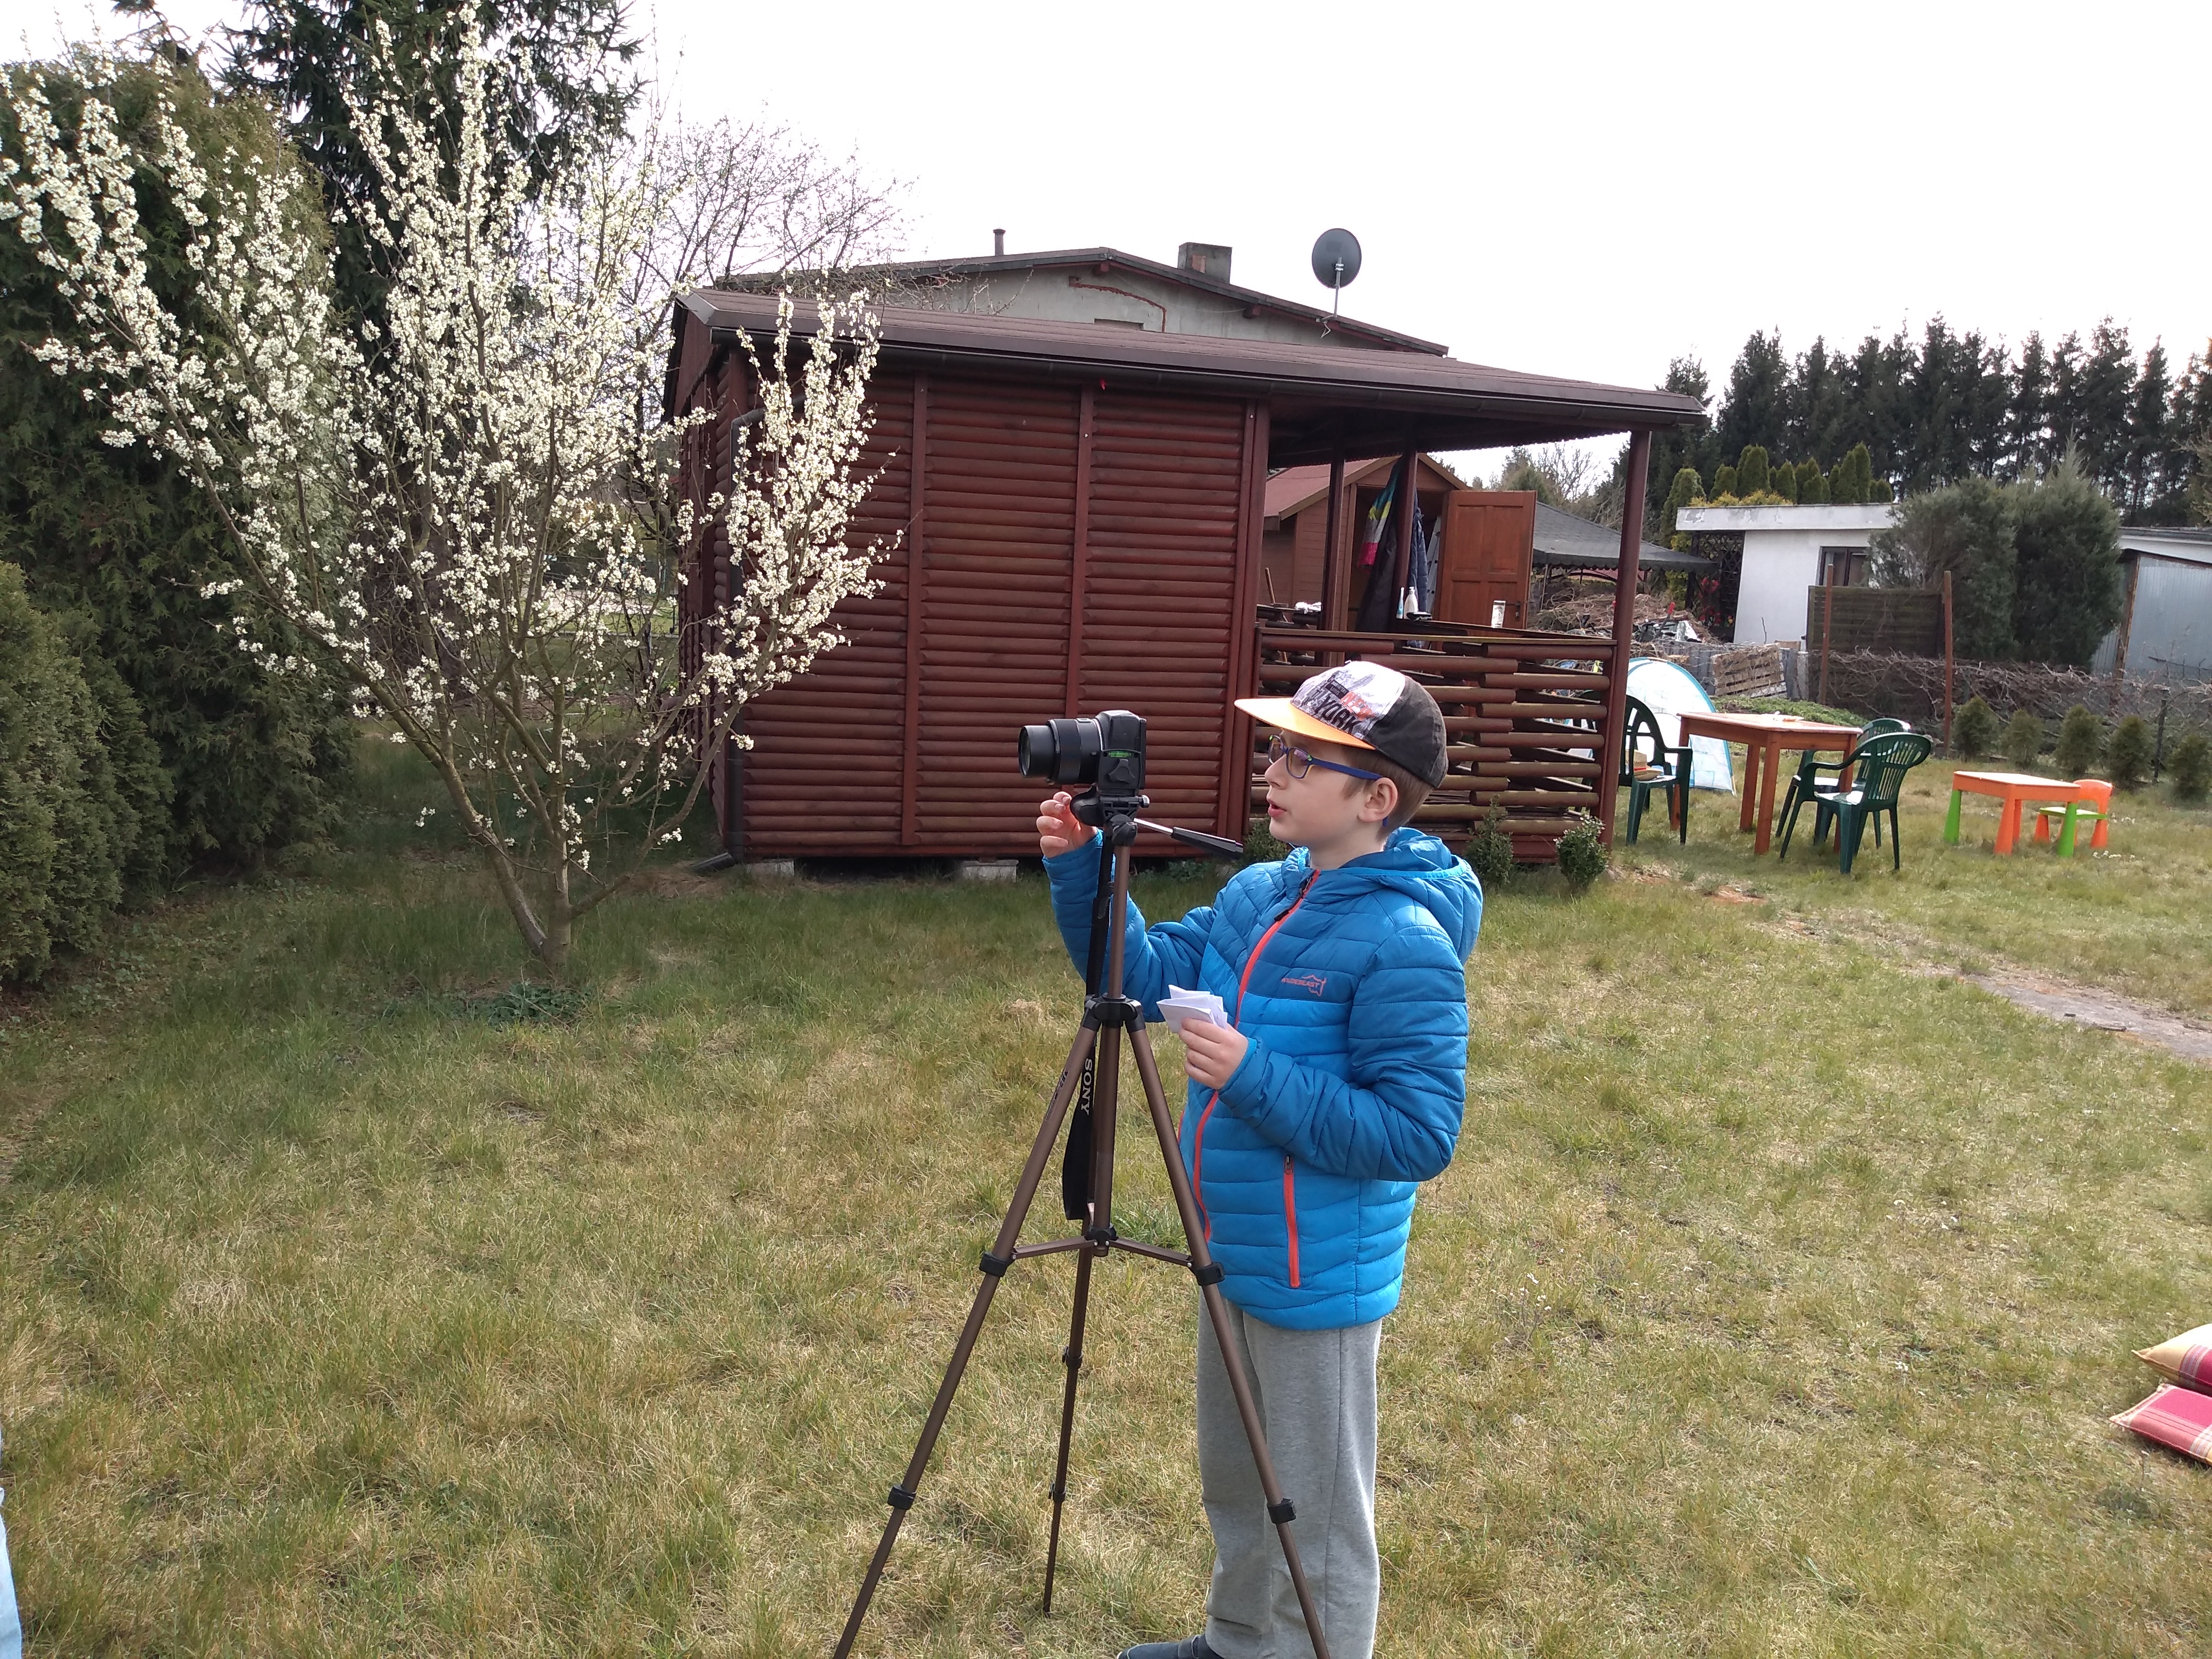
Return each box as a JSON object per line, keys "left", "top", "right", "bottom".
{"left": 1038, "top": 798, "right": 1213, "bottom": 1016}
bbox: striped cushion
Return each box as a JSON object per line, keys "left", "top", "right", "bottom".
{"left": 2135, "top": 1322, "right": 2212, "bottom": 1392}
{"left": 2112, "top": 1385, "right": 2212, "bottom": 1462}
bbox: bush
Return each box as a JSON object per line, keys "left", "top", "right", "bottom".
{"left": 1870, "top": 476, "right": 2016, "bottom": 658}
{"left": 0, "top": 563, "right": 156, "bottom": 982}
{"left": 1244, "top": 817, "right": 1289, "bottom": 865}
{"left": 2000, "top": 708, "right": 2044, "bottom": 766}
{"left": 2167, "top": 731, "right": 2210, "bottom": 802}
{"left": 1952, "top": 694, "right": 1999, "bottom": 757}
{"left": 2052, "top": 705, "right": 2104, "bottom": 777}
{"left": 1467, "top": 803, "right": 1514, "bottom": 894}
{"left": 1712, "top": 463, "right": 1738, "bottom": 498}
{"left": 1736, "top": 446, "right": 1771, "bottom": 497}
{"left": 1797, "top": 459, "right": 1829, "bottom": 504}
{"left": 1, "top": 57, "right": 354, "bottom": 878}
{"left": 2105, "top": 714, "right": 2153, "bottom": 790}
{"left": 2010, "top": 465, "right": 2123, "bottom": 667}
{"left": 1555, "top": 814, "right": 1607, "bottom": 893}
{"left": 1831, "top": 444, "right": 1875, "bottom": 505}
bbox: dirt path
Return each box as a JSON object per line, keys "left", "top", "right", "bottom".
{"left": 1735, "top": 893, "right": 2212, "bottom": 1067}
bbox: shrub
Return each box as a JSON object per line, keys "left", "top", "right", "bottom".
{"left": 1870, "top": 476, "right": 2017, "bottom": 659}
{"left": 1951, "top": 694, "right": 1999, "bottom": 757}
{"left": 2167, "top": 731, "right": 2210, "bottom": 802}
{"left": 2052, "top": 705, "right": 2104, "bottom": 777}
{"left": 2000, "top": 708, "right": 2044, "bottom": 766}
{"left": 1736, "top": 446, "right": 1771, "bottom": 497}
{"left": 2010, "top": 465, "right": 2123, "bottom": 667}
{"left": 1467, "top": 803, "right": 1514, "bottom": 894}
{"left": 2105, "top": 714, "right": 2154, "bottom": 790}
{"left": 1244, "top": 817, "right": 1289, "bottom": 865}
{"left": 1, "top": 58, "right": 354, "bottom": 878}
{"left": 1831, "top": 444, "right": 1874, "bottom": 505}
{"left": 1662, "top": 468, "right": 1703, "bottom": 536}
{"left": 0, "top": 563, "right": 154, "bottom": 982}
{"left": 1555, "top": 814, "right": 1607, "bottom": 893}
{"left": 1712, "top": 463, "right": 1738, "bottom": 498}
{"left": 1797, "top": 459, "right": 1829, "bottom": 504}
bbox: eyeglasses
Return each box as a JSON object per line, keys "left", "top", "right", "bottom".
{"left": 1268, "top": 735, "right": 1383, "bottom": 782}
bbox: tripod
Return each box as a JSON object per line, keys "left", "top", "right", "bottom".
{"left": 833, "top": 792, "right": 1335, "bottom": 1659}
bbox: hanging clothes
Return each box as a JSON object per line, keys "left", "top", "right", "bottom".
{"left": 1357, "top": 462, "right": 1401, "bottom": 567}
{"left": 1402, "top": 497, "right": 1431, "bottom": 618}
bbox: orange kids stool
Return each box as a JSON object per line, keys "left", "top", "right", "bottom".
{"left": 2032, "top": 778, "right": 2113, "bottom": 855}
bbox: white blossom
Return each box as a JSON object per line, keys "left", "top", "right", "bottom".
{"left": 4, "top": 30, "right": 885, "bottom": 970}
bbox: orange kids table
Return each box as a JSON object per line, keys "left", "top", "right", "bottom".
{"left": 1674, "top": 711, "right": 1863, "bottom": 855}
{"left": 1942, "top": 770, "right": 2081, "bottom": 854}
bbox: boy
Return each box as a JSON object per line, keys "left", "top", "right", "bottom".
{"left": 1034, "top": 661, "right": 1481, "bottom": 1659}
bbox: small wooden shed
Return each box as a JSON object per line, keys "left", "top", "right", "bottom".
{"left": 667, "top": 291, "right": 1699, "bottom": 862}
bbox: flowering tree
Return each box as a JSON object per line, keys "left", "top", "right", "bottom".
{"left": 2, "top": 30, "right": 884, "bottom": 970}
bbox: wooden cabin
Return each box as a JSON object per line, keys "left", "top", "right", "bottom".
{"left": 666, "top": 291, "right": 1698, "bottom": 863}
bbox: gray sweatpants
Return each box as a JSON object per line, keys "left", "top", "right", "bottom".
{"left": 1195, "top": 1305, "right": 1381, "bottom": 1659}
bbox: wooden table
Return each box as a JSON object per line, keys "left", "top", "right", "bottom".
{"left": 1943, "top": 770, "right": 2081, "bottom": 854}
{"left": 1674, "top": 712, "right": 1863, "bottom": 856}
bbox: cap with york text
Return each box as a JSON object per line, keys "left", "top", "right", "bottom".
{"left": 1236, "top": 661, "right": 1447, "bottom": 787}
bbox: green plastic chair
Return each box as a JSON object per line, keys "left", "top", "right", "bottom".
{"left": 1777, "top": 730, "right": 1935, "bottom": 872}
{"left": 1619, "top": 695, "right": 1692, "bottom": 845}
{"left": 1776, "top": 717, "right": 1910, "bottom": 854}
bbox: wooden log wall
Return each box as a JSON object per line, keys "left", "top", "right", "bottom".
{"left": 1247, "top": 626, "right": 1617, "bottom": 864}
{"left": 701, "top": 364, "right": 1258, "bottom": 857}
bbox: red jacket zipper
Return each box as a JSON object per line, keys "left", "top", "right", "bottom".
{"left": 1193, "top": 872, "right": 1316, "bottom": 1242}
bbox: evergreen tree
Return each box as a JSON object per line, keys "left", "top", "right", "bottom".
{"left": 1796, "top": 459, "right": 1828, "bottom": 502}
{"left": 1870, "top": 477, "right": 1893, "bottom": 502}
{"left": 1831, "top": 443, "right": 1875, "bottom": 505}
{"left": 1788, "top": 337, "right": 1851, "bottom": 463}
{"left": 1869, "top": 475, "right": 2016, "bottom": 657}
{"left": 1713, "top": 463, "right": 1738, "bottom": 498}
{"left": 2074, "top": 320, "right": 2137, "bottom": 493}
{"left": 1662, "top": 467, "right": 1703, "bottom": 535}
{"left": 2009, "top": 331, "right": 2052, "bottom": 479}
{"left": 1771, "top": 458, "right": 1799, "bottom": 502}
{"left": 2052, "top": 705, "right": 2104, "bottom": 776}
{"left": 2047, "top": 331, "right": 2085, "bottom": 460}
{"left": 2010, "top": 464, "right": 2122, "bottom": 666}
{"left": 226, "top": 0, "right": 641, "bottom": 320}
{"left": 1641, "top": 357, "right": 1722, "bottom": 537}
{"left": 1736, "top": 445, "right": 1771, "bottom": 497}
{"left": 1715, "top": 331, "right": 1791, "bottom": 463}
{"left": 2124, "top": 341, "right": 2172, "bottom": 521}
{"left": 2106, "top": 714, "right": 2153, "bottom": 790}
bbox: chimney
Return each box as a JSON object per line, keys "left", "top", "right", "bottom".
{"left": 993, "top": 228, "right": 1006, "bottom": 257}
{"left": 1178, "top": 241, "right": 1231, "bottom": 283}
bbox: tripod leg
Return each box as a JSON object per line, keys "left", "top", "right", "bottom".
{"left": 1127, "top": 1026, "right": 1335, "bottom": 1659}
{"left": 832, "top": 1021, "right": 1101, "bottom": 1659}
{"left": 1039, "top": 1241, "right": 1095, "bottom": 1612}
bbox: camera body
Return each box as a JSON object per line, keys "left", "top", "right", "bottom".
{"left": 1017, "top": 710, "right": 1147, "bottom": 804}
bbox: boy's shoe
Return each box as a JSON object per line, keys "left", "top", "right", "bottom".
{"left": 1116, "top": 1640, "right": 1216, "bottom": 1659}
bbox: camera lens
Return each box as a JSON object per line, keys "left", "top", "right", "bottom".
{"left": 1017, "top": 717, "right": 1103, "bottom": 784}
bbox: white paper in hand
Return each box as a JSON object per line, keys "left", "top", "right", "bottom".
{"left": 1159, "top": 984, "right": 1228, "bottom": 1036}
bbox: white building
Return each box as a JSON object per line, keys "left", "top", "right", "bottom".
{"left": 1674, "top": 504, "right": 1897, "bottom": 644}
{"left": 2092, "top": 528, "right": 2212, "bottom": 682}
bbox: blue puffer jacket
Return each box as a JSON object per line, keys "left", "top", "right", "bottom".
{"left": 1044, "top": 828, "right": 1481, "bottom": 1329}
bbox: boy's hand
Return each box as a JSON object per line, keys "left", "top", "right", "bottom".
{"left": 1036, "top": 791, "right": 1098, "bottom": 858}
{"left": 1180, "top": 1019, "right": 1248, "bottom": 1090}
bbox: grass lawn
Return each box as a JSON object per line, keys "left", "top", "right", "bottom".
{"left": 1618, "top": 752, "right": 2212, "bottom": 1019}
{"left": 4, "top": 745, "right": 2211, "bottom": 1656}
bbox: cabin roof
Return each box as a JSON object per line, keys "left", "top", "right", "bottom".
{"left": 674, "top": 291, "right": 1703, "bottom": 465}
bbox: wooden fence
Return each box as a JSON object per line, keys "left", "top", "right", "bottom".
{"left": 1249, "top": 625, "right": 1615, "bottom": 863}
{"left": 1804, "top": 585, "right": 1945, "bottom": 657}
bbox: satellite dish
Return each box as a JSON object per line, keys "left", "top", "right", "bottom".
{"left": 1311, "top": 229, "right": 1361, "bottom": 315}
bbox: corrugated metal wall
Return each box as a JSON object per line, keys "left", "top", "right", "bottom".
{"left": 719, "top": 366, "right": 1256, "bottom": 858}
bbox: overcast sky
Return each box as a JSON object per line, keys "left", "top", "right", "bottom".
{"left": 13, "top": 0, "right": 2208, "bottom": 473}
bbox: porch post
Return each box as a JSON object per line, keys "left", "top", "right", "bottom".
{"left": 1319, "top": 453, "right": 1347, "bottom": 630}
{"left": 1389, "top": 445, "right": 1419, "bottom": 613}
{"left": 1598, "top": 430, "right": 1652, "bottom": 846}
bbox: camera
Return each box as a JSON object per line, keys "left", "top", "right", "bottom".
{"left": 1017, "top": 710, "right": 1147, "bottom": 798}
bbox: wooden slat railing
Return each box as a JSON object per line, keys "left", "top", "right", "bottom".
{"left": 1248, "top": 625, "right": 1616, "bottom": 864}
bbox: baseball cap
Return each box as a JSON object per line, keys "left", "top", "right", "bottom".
{"left": 1236, "top": 661, "right": 1448, "bottom": 787}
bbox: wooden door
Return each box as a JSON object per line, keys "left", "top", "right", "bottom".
{"left": 1436, "top": 490, "right": 1536, "bottom": 627}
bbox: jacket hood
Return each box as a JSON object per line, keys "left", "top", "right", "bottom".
{"left": 1278, "top": 828, "right": 1482, "bottom": 960}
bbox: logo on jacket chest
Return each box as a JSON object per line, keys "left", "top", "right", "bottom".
{"left": 1279, "top": 972, "right": 1329, "bottom": 996}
